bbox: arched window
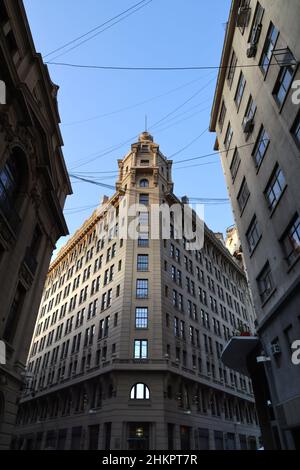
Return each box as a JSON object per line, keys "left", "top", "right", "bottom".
{"left": 139, "top": 179, "right": 149, "bottom": 188}
{"left": 130, "top": 383, "right": 150, "bottom": 400}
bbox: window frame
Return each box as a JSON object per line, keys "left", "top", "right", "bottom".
{"left": 237, "top": 178, "right": 250, "bottom": 214}
{"left": 134, "top": 339, "right": 148, "bottom": 359}
{"left": 136, "top": 279, "right": 149, "bottom": 299}
{"left": 256, "top": 262, "right": 275, "bottom": 304}
{"left": 264, "top": 164, "right": 286, "bottom": 212}
{"left": 130, "top": 383, "right": 150, "bottom": 400}
{"left": 234, "top": 72, "right": 246, "bottom": 110}
{"left": 137, "top": 254, "right": 149, "bottom": 271}
{"left": 259, "top": 22, "right": 279, "bottom": 77}
{"left": 280, "top": 214, "right": 300, "bottom": 267}
{"left": 246, "top": 215, "right": 262, "bottom": 254}
{"left": 252, "top": 125, "right": 270, "bottom": 169}
{"left": 135, "top": 307, "right": 149, "bottom": 329}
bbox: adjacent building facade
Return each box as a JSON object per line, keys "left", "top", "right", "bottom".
{"left": 210, "top": 0, "right": 300, "bottom": 449}
{"left": 0, "top": 0, "right": 71, "bottom": 449}
{"left": 14, "top": 132, "right": 260, "bottom": 450}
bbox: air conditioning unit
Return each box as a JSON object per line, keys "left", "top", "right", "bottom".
{"left": 236, "top": 6, "right": 251, "bottom": 28}
{"left": 247, "top": 44, "right": 257, "bottom": 58}
{"left": 270, "top": 343, "right": 281, "bottom": 356}
{"left": 243, "top": 117, "right": 254, "bottom": 134}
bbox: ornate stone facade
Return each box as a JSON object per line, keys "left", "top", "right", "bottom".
{"left": 0, "top": 0, "right": 71, "bottom": 448}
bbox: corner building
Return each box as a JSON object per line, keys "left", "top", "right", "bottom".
{"left": 210, "top": 0, "right": 300, "bottom": 449}
{"left": 15, "top": 133, "right": 260, "bottom": 450}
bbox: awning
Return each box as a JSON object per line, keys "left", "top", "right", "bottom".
{"left": 221, "top": 336, "right": 260, "bottom": 376}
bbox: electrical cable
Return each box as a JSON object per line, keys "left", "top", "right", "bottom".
{"left": 62, "top": 73, "right": 214, "bottom": 126}
{"left": 46, "top": 61, "right": 284, "bottom": 72}
{"left": 44, "top": 0, "right": 152, "bottom": 59}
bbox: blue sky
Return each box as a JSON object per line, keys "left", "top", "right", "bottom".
{"left": 24, "top": 0, "right": 233, "bottom": 251}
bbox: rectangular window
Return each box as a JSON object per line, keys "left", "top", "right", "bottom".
{"left": 253, "top": 126, "right": 270, "bottom": 168}
{"left": 218, "top": 100, "right": 227, "bottom": 131}
{"left": 230, "top": 148, "right": 241, "bottom": 182}
{"left": 224, "top": 122, "right": 233, "bottom": 151}
{"left": 227, "top": 50, "right": 237, "bottom": 88}
{"left": 137, "top": 254, "right": 149, "bottom": 271}
{"left": 246, "top": 216, "right": 261, "bottom": 253}
{"left": 139, "top": 211, "right": 149, "bottom": 226}
{"left": 135, "top": 307, "right": 148, "bottom": 329}
{"left": 273, "top": 59, "right": 296, "bottom": 107}
{"left": 291, "top": 112, "right": 300, "bottom": 149}
{"left": 134, "top": 339, "right": 148, "bottom": 359}
{"left": 257, "top": 262, "right": 274, "bottom": 303}
{"left": 264, "top": 165, "right": 286, "bottom": 211}
{"left": 248, "top": 2, "right": 264, "bottom": 46}
{"left": 281, "top": 214, "right": 300, "bottom": 266}
{"left": 234, "top": 72, "right": 246, "bottom": 109}
{"left": 243, "top": 95, "right": 256, "bottom": 133}
{"left": 139, "top": 194, "right": 149, "bottom": 206}
{"left": 237, "top": 178, "right": 250, "bottom": 212}
{"left": 138, "top": 233, "right": 149, "bottom": 247}
{"left": 260, "top": 23, "right": 279, "bottom": 75}
{"left": 136, "top": 279, "right": 149, "bottom": 298}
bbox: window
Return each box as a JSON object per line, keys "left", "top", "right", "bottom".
{"left": 130, "top": 383, "right": 150, "bottom": 400}
{"left": 218, "top": 100, "right": 227, "bottom": 131}
{"left": 3, "top": 283, "right": 26, "bottom": 342}
{"left": 281, "top": 214, "right": 300, "bottom": 266}
{"left": 134, "top": 340, "right": 148, "bottom": 359}
{"left": 139, "top": 179, "right": 149, "bottom": 188}
{"left": 237, "top": 178, "right": 250, "bottom": 212}
{"left": 260, "top": 23, "right": 279, "bottom": 75}
{"left": 139, "top": 211, "right": 149, "bottom": 227}
{"left": 257, "top": 262, "right": 274, "bottom": 303}
{"left": 273, "top": 59, "right": 296, "bottom": 107}
{"left": 230, "top": 148, "right": 241, "bottom": 182}
{"left": 291, "top": 112, "right": 300, "bottom": 149}
{"left": 137, "top": 254, "right": 149, "bottom": 271}
{"left": 135, "top": 307, "right": 148, "bottom": 328}
{"left": 138, "top": 233, "right": 149, "bottom": 247}
{"left": 246, "top": 216, "right": 261, "bottom": 253}
{"left": 234, "top": 72, "right": 246, "bottom": 109}
{"left": 264, "top": 165, "right": 286, "bottom": 211}
{"left": 139, "top": 193, "right": 149, "bottom": 206}
{"left": 243, "top": 95, "right": 256, "bottom": 133}
{"left": 227, "top": 50, "right": 237, "bottom": 88}
{"left": 0, "top": 148, "right": 23, "bottom": 218}
{"left": 136, "top": 279, "right": 148, "bottom": 298}
{"left": 252, "top": 127, "right": 270, "bottom": 169}
{"left": 248, "top": 2, "right": 264, "bottom": 46}
{"left": 224, "top": 122, "right": 233, "bottom": 151}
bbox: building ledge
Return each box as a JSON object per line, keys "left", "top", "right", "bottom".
{"left": 221, "top": 336, "right": 260, "bottom": 377}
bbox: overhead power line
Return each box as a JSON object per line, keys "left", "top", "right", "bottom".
{"left": 62, "top": 73, "right": 213, "bottom": 126}
{"left": 69, "top": 139, "right": 264, "bottom": 179}
{"left": 46, "top": 61, "right": 282, "bottom": 72}
{"left": 149, "top": 77, "right": 215, "bottom": 130}
{"left": 44, "top": 0, "right": 152, "bottom": 59}
{"left": 69, "top": 75, "right": 215, "bottom": 169}
{"left": 169, "top": 127, "right": 209, "bottom": 158}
